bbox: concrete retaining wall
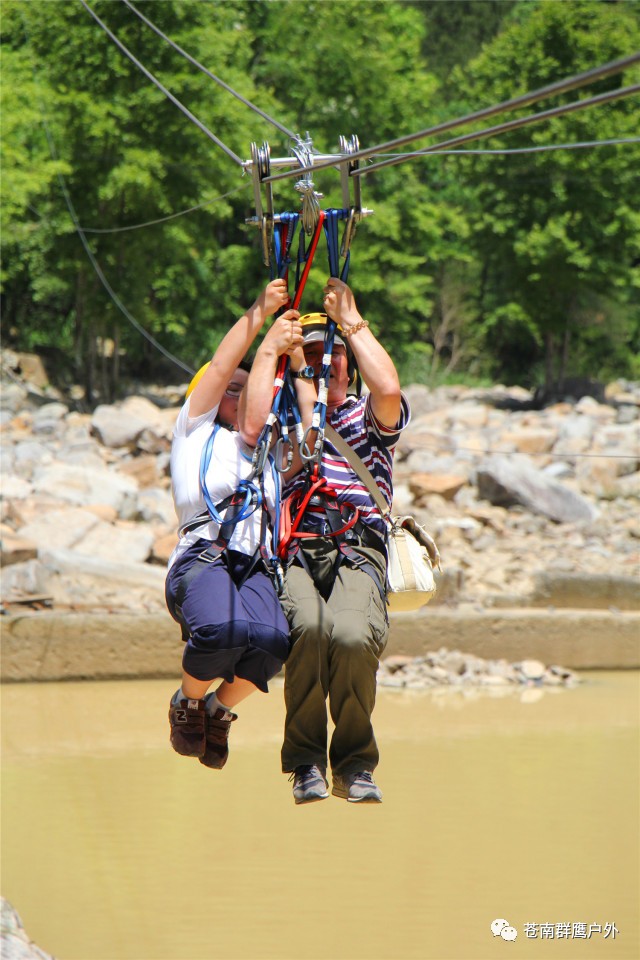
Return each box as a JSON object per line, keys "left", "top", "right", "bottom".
{"left": 1, "top": 608, "right": 638, "bottom": 682}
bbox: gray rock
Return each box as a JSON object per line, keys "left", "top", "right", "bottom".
{"left": 12, "top": 441, "right": 55, "bottom": 478}
{"left": 517, "top": 659, "right": 546, "bottom": 680}
{"left": 72, "top": 521, "right": 155, "bottom": 564}
{"left": 1, "top": 897, "right": 56, "bottom": 960}
{"left": 39, "top": 547, "right": 166, "bottom": 588}
{"left": 477, "top": 455, "right": 598, "bottom": 523}
{"left": 0, "top": 560, "right": 51, "bottom": 600}
{"left": 31, "top": 463, "right": 138, "bottom": 517}
{"left": 31, "top": 402, "right": 69, "bottom": 435}
{"left": 136, "top": 488, "right": 176, "bottom": 526}
{"left": 17, "top": 507, "right": 100, "bottom": 551}
{"left": 0, "top": 382, "right": 29, "bottom": 414}
{"left": 91, "top": 404, "right": 148, "bottom": 449}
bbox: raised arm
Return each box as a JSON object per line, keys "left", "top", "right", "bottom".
{"left": 322, "top": 278, "right": 401, "bottom": 428}
{"left": 239, "top": 311, "right": 317, "bottom": 474}
{"left": 188, "top": 279, "right": 289, "bottom": 418}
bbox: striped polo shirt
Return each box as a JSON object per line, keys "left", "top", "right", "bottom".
{"left": 283, "top": 392, "right": 411, "bottom": 539}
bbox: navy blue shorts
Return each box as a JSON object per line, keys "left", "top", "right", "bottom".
{"left": 166, "top": 541, "right": 290, "bottom": 692}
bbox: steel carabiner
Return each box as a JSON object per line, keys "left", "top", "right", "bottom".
{"left": 300, "top": 425, "right": 324, "bottom": 464}
{"left": 274, "top": 435, "right": 294, "bottom": 473}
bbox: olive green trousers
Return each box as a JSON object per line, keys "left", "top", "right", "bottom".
{"left": 279, "top": 537, "right": 388, "bottom": 777}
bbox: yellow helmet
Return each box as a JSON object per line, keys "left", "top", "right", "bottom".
{"left": 186, "top": 362, "right": 210, "bottom": 398}
{"left": 299, "top": 312, "right": 346, "bottom": 346}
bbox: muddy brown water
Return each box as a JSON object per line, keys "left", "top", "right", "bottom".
{"left": 1, "top": 672, "right": 638, "bottom": 960}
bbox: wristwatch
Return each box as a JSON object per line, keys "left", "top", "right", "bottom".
{"left": 291, "top": 365, "right": 315, "bottom": 381}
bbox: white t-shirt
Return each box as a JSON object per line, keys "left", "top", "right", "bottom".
{"left": 168, "top": 397, "right": 278, "bottom": 568}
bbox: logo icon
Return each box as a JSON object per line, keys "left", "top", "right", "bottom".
{"left": 491, "top": 919, "right": 518, "bottom": 941}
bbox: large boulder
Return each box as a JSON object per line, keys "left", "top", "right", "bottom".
{"left": 476, "top": 456, "right": 598, "bottom": 523}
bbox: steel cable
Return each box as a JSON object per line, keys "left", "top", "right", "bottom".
{"left": 80, "top": 0, "right": 244, "bottom": 166}
{"left": 79, "top": 183, "right": 250, "bottom": 234}
{"left": 354, "top": 85, "right": 640, "bottom": 177}
{"left": 121, "top": 0, "right": 297, "bottom": 140}
{"left": 369, "top": 136, "right": 640, "bottom": 160}
{"left": 263, "top": 52, "right": 640, "bottom": 184}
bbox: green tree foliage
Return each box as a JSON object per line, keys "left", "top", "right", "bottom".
{"left": 1, "top": 0, "right": 638, "bottom": 400}
{"left": 445, "top": 0, "right": 640, "bottom": 386}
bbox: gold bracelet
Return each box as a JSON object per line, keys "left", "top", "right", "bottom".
{"left": 342, "top": 318, "right": 369, "bottom": 338}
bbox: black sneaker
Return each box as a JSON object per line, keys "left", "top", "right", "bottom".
{"left": 290, "top": 764, "right": 329, "bottom": 804}
{"left": 168, "top": 697, "right": 206, "bottom": 757}
{"left": 199, "top": 708, "right": 237, "bottom": 769}
{"left": 332, "top": 771, "right": 382, "bottom": 803}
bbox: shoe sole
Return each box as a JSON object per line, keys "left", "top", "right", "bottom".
{"left": 294, "top": 791, "right": 329, "bottom": 805}
{"left": 331, "top": 787, "right": 382, "bottom": 803}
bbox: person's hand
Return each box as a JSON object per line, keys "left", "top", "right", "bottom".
{"left": 322, "top": 278, "right": 361, "bottom": 329}
{"left": 256, "top": 278, "right": 290, "bottom": 317}
{"left": 261, "top": 309, "right": 302, "bottom": 356}
{"left": 288, "top": 344, "right": 309, "bottom": 370}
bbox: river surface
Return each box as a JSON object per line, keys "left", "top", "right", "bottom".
{"left": 1, "top": 672, "right": 638, "bottom": 960}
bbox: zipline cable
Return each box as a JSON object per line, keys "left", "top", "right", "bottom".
{"left": 354, "top": 85, "right": 640, "bottom": 176}
{"left": 370, "top": 136, "right": 640, "bottom": 160}
{"left": 79, "top": 183, "right": 250, "bottom": 234}
{"left": 21, "top": 12, "right": 195, "bottom": 376}
{"left": 79, "top": 0, "right": 244, "bottom": 167}
{"left": 263, "top": 52, "right": 640, "bottom": 184}
{"left": 121, "top": 0, "right": 297, "bottom": 140}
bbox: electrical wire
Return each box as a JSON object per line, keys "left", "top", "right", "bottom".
{"left": 369, "top": 136, "right": 640, "bottom": 160}
{"left": 78, "top": 183, "right": 250, "bottom": 234}
{"left": 354, "top": 85, "right": 640, "bottom": 177}
{"left": 79, "top": 0, "right": 244, "bottom": 167}
{"left": 263, "top": 52, "right": 640, "bottom": 183}
{"left": 121, "top": 0, "right": 297, "bottom": 140}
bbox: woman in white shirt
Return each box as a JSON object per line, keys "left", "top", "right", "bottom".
{"left": 165, "top": 279, "right": 315, "bottom": 770}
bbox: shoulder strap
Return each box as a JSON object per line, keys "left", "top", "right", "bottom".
{"left": 324, "top": 424, "right": 390, "bottom": 519}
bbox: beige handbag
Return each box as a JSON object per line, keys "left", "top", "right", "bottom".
{"left": 325, "top": 426, "right": 440, "bottom": 612}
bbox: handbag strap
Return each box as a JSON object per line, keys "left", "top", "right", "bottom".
{"left": 324, "top": 424, "right": 391, "bottom": 519}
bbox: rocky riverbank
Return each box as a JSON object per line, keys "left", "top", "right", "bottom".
{"left": 2, "top": 349, "right": 638, "bottom": 623}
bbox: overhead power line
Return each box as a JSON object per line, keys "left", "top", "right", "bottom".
{"left": 121, "top": 0, "right": 297, "bottom": 140}
{"left": 80, "top": 0, "right": 244, "bottom": 167}
{"left": 263, "top": 52, "right": 640, "bottom": 184}
{"left": 355, "top": 84, "right": 640, "bottom": 176}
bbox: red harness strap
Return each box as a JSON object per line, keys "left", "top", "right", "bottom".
{"left": 278, "top": 468, "right": 359, "bottom": 561}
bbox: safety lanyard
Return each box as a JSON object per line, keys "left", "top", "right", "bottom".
{"left": 251, "top": 210, "right": 327, "bottom": 477}
{"left": 301, "top": 209, "right": 351, "bottom": 472}
{"left": 200, "top": 424, "right": 262, "bottom": 530}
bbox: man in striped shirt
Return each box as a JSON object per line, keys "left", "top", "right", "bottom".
{"left": 280, "top": 278, "right": 410, "bottom": 804}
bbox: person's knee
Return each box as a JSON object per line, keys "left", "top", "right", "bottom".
{"left": 250, "top": 623, "right": 291, "bottom": 664}
{"left": 331, "top": 607, "right": 387, "bottom": 660}
{"left": 193, "top": 619, "right": 250, "bottom": 650}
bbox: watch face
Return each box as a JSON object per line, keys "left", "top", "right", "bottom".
{"left": 296, "top": 365, "right": 315, "bottom": 380}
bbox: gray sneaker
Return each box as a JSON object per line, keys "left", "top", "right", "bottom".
{"left": 332, "top": 771, "right": 382, "bottom": 803}
{"left": 290, "top": 764, "right": 329, "bottom": 804}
